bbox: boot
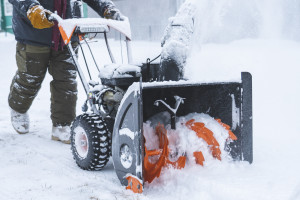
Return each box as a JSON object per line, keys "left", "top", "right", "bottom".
{"left": 51, "top": 125, "right": 71, "bottom": 144}
{"left": 10, "top": 108, "right": 29, "bottom": 134}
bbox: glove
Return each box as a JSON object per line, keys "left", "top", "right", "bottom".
{"left": 103, "top": 7, "right": 125, "bottom": 21}
{"left": 27, "top": 5, "right": 54, "bottom": 29}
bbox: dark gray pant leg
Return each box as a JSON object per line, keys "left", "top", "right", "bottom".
{"left": 49, "top": 45, "right": 78, "bottom": 126}
{"left": 8, "top": 42, "right": 50, "bottom": 113}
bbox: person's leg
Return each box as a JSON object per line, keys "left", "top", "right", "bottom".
{"left": 49, "top": 44, "right": 78, "bottom": 127}
{"left": 8, "top": 42, "right": 50, "bottom": 133}
{"left": 48, "top": 44, "right": 78, "bottom": 143}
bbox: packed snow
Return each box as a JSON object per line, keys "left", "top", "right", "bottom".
{"left": 99, "top": 63, "right": 141, "bottom": 79}
{"left": 1, "top": 0, "right": 300, "bottom": 199}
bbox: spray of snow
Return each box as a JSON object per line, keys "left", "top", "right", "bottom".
{"left": 165, "top": 0, "right": 300, "bottom": 81}
{"left": 188, "top": 0, "right": 300, "bottom": 44}
{"left": 143, "top": 122, "right": 159, "bottom": 150}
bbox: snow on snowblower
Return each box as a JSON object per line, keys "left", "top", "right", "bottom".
{"left": 50, "top": 14, "right": 252, "bottom": 193}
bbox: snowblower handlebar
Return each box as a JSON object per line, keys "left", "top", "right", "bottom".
{"left": 48, "top": 12, "right": 133, "bottom": 64}
{"left": 46, "top": 13, "right": 134, "bottom": 96}
{"left": 48, "top": 13, "right": 132, "bottom": 40}
{"left": 49, "top": 13, "right": 110, "bottom": 34}
{"left": 48, "top": 13, "right": 133, "bottom": 64}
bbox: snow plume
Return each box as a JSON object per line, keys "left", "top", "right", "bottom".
{"left": 191, "top": 0, "right": 300, "bottom": 44}
{"left": 160, "top": 0, "right": 300, "bottom": 80}
{"left": 183, "top": 0, "right": 300, "bottom": 81}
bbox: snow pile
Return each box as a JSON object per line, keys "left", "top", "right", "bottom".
{"left": 180, "top": 113, "right": 234, "bottom": 162}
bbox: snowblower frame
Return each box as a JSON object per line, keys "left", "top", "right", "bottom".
{"left": 51, "top": 14, "right": 253, "bottom": 194}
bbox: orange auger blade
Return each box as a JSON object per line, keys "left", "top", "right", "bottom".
{"left": 166, "top": 156, "right": 186, "bottom": 169}
{"left": 144, "top": 124, "right": 169, "bottom": 183}
{"left": 194, "top": 151, "right": 205, "bottom": 166}
{"left": 186, "top": 119, "right": 221, "bottom": 161}
{"left": 215, "top": 119, "right": 238, "bottom": 141}
{"left": 144, "top": 124, "right": 186, "bottom": 183}
{"left": 144, "top": 119, "right": 237, "bottom": 183}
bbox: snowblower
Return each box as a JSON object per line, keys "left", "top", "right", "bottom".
{"left": 50, "top": 14, "right": 252, "bottom": 193}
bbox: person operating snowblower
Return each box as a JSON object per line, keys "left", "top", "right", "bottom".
{"left": 8, "top": 0, "right": 125, "bottom": 143}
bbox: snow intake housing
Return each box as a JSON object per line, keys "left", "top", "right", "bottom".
{"left": 142, "top": 72, "right": 253, "bottom": 162}
{"left": 112, "top": 72, "right": 253, "bottom": 187}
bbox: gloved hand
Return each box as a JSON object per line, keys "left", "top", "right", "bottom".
{"left": 103, "top": 7, "right": 125, "bottom": 21}
{"left": 27, "top": 5, "right": 54, "bottom": 29}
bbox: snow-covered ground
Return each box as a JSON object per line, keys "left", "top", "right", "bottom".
{"left": 1, "top": 0, "right": 300, "bottom": 197}
{"left": 1, "top": 31, "right": 299, "bottom": 199}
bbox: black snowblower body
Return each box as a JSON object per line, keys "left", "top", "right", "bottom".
{"left": 50, "top": 13, "right": 252, "bottom": 194}
{"left": 111, "top": 70, "right": 252, "bottom": 190}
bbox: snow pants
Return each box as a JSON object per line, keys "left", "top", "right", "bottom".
{"left": 8, "top": 42, "right": 78, "bottom": 126}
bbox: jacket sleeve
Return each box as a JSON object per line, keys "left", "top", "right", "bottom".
{"left": 8, "top": 0, "right": 40, "bottom": 17}
{"left": 83, "top": 0, "right": 116, "bottom": 17}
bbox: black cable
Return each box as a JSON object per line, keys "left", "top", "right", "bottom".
{"left": 146, "top": 54, "right": 161, "bottom": 74}
{"left": 145, "top": 54, "right": 161, "bottom": 82}
{"left": 79, "top": 42, "right": 92, "bottom": 80}
{"left": 146, "top": 58, "right": 151, "bottom": 81}
{"left": 84, "top": 39, "right": 100, "bottom": 72}
{"left": 148, "top": 54, "right": 161, "bottom": 63}
{"left": 104, "top": 32, "right": 116, "bottom": 63}
{"left": 67, "top": 44, "right": 88, "bottom": 94}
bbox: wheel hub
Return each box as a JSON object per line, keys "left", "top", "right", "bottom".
{"left": 74, "top": 127, "right": 89, "bottom": 159}
{"left": 120, "top": 144, "right": 133, "bottom": 169}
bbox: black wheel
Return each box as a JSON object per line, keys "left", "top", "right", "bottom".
{"left": 71, "top": 113, "right": 111, "bottom": 170}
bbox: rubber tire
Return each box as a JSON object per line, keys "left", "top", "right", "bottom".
{"left": 71, "top": 113, "right": 111, "bottom": 171}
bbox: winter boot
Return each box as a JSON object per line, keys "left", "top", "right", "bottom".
{"left": 10, "top": 108, "right": 30, "bottom": 134}
{"left": 51, "top": 125, "right": 71, "bottom": 144}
